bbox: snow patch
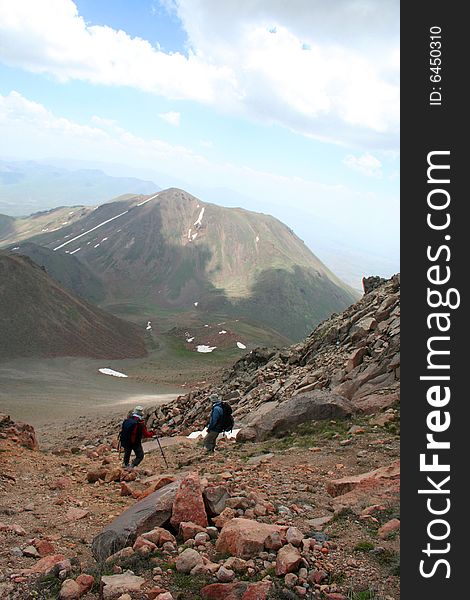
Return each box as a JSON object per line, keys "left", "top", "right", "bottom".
{"left": 237, "top": 342, "right": 247, "bottom": 349}
{"left": 70, "top": 247, "right": 81, "bottom": 255}
{"left": 194, "top": 302, "right": 198, "bottom": 307}
{"left": 186, "top": 337, "right": 195, "bottom": 343}
{"left": 99, "top": 368, "right": 128, "bottom": 378}
{"left": 187, "top": 427, "right": 240, "bottom": 440}
{"left": 194, "top": 207, "right": 205, "bottom": 227}
{"left": 256, "top": 235, "right": 260, "bottom": 243}
{"left": 12, "top": 247, "right": 19, "bottom": 251}
{"left": 101, "top": 237, "right": 108, "bottom": 242}
{"left": 196, "top": 345, "right": 216, "bottom": 353}
{"left": 94, "top": 243, "right": 100, "bottom": 248}
{"left": 219, "top": 330, "right": 227, "bottom": 335}
{"left": 191, "top": 232, "right": 198, "bottom": 240}
{"left": 146, "top": 321, "right": 152, "bottom": 330}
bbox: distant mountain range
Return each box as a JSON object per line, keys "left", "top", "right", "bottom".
{"left": 0, "top": 252, "right": 147, "bottom": 360}
{"left": 0, "top": 160, "right": 159, "bottom": 216}
{"left": 1, "top": 188, "right": 357, "bottom": 343}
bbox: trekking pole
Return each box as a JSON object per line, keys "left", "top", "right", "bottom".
{"left": 154, "top": 435, "right": 169, "bottom": 469}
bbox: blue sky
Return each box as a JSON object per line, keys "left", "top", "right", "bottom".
{"left": 0, "top": 0, "right": 399, "bottom": 287}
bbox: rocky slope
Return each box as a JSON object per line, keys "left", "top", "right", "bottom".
{"left": 0, "top": 411, "right": 400, "bottom": 600}
{"left": 11, "top": 188, "right": 357, "bottom": 341}
{"left": 0, "top": 252, "right": 147, "bottom": 360}
{"left": 152, "top": 275, "right": 399, "bottom": 438}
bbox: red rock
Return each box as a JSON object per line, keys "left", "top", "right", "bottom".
{"left": 201, "top": 581, "right": 272, "bottom": 600}
{"left": 216, "top": 518, "right": 282, "bottom": 559}
{"left": 87, "top": 468, "right": 108, "bottom": 483}
{"left": 33, "top": 539, "right": 56, "bottom": 557}
{"left": 30, "top": 554, "right": 67, "bottom": 574}
{"left": 65, "top": 508, "right": 88, "bottom": 522}
{"left": 0, "top": 415, "right": 39, "bottom": 450}
{"left": 242, "top": 582, "right": 272, "bottom": 600}
{"left": 76, "top": 573, "right": 94, "bottom": 594}
{"left": 378, "top": 518, "right": 400, "bottom": 539}
{"left": 51, "top": 477, "right": 73, "bottom": 490}
{"left": 179, "top": 521, "right": 207, "bottom": 541}
{"left": 9, "top": 524, "right": 27, "bottom": 536}
{"left": 170, "top": 472, "right": 208, "bottom": 529}
{"left": 213, "top": 507, "right": 236, "bottom": 529}
{"left": 105, "top": 467, "right": 123, "bottom": 483}
{"left": 325, "top": 594, "right": 347, "bottom": 600}
{"left": 308, "top": 570, "right": 328, "bottom": 584}
{"left": 275, "top": 544, "right": 302, "bottom": 576}
{"left": 142, "top": 527, "right": 176, "bottom": 546}
{"left": 133, "top": 536, "right": 157, "bottom": 554}
{"left": 59, "top": 579, "right": 81, "bottom": 600}
{"left": 326, "top": 461, "right": 400, "bottom": 497}
{"left": 120, "top": 482, "right": 133, "bottom": 496}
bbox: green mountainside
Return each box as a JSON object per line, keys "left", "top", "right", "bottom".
{"left": 14, "top": 188, "right": 357, "bottom": 341}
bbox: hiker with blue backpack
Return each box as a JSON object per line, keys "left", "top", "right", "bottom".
{"left": 119, "top": 405, "right": 156, "bottom": 469}
{"left": 204, "top": 393, "right": 234, "bottom": 453}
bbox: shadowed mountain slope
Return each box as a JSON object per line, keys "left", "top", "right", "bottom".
{"left": 0, "top": 252, "right": 147, "bottom": 360}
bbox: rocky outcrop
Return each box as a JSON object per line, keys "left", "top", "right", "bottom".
{"left": 237, "top": 391, "right": 354, "bottom": 442}
{"left": 0, "top": 414, "right": 39, "bottom": 450}
{"left": 152, "top": 275, "right": 400, "bottom": 438}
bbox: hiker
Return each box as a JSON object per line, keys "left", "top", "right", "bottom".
{"left": 119, "top": 405, "right": 155, "bottom": 469}
{"left": 204, "top": 393, "right": 234, "bottom": 453}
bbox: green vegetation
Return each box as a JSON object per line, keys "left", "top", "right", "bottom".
{"left": 30, "top": 573, "right": 63, "bottom": 599}
{"left": 260, "top": 418, "right": 368, "bottom": 452}
{"left": 354, "top": 541, "right": 375, "bottom": 552}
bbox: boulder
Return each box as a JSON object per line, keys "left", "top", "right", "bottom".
{"left": 203, "top": 485, "right": 230, "bottom": 516}
{"left": 378, "top": 518, "right": 400, "bottom": 539}
{"left": 275, "top": 544, "right": 302, "bottom": 576}
{"left": 92, "top": 481, "right": 179, "bottom": 561}
{"left": 175, "top": 548, "right": 204, "bottom": 573}
{"left": 170, "top": 472, "right": 208, "bottom": 529}
{"left": 237, "top": 391, "right": 354, "bottom": 442}
{"left": 216, "top": 518, "right": 282, "bottom": 559}
{"left": 59, "top": 579, "right": 81, "bottom": 600}
{"left": 101, "top": 572, "right": 145, "bottom": 600}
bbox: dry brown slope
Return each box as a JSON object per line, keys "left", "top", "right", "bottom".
{"left": 0, "top": 252, "right": 147, "bottom": 360}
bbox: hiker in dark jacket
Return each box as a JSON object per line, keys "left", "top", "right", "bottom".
{"left": 120, "top": 405, "right": 155, "bottom": 469}
{"left": 204, "top": 393, "right": 224, "bottom": 453}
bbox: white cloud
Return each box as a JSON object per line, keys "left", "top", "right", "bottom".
{"left": 0, "top": 0, "right": 399, "bottom": 149}
{"left": 344, "top": 153, "right": 383, "bottom": 177}
{"left": 158, "top": 111, "right": 181, "bottom": 126}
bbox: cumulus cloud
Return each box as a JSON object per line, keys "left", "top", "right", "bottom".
{"left": 344, "top": 153, "right": 383, "bottom": 177}
{"left": 159, "top": 111, "right": 181, "bottom": 126}
{"left": 0, "top": 0, "right": 399, "bottom": 149}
